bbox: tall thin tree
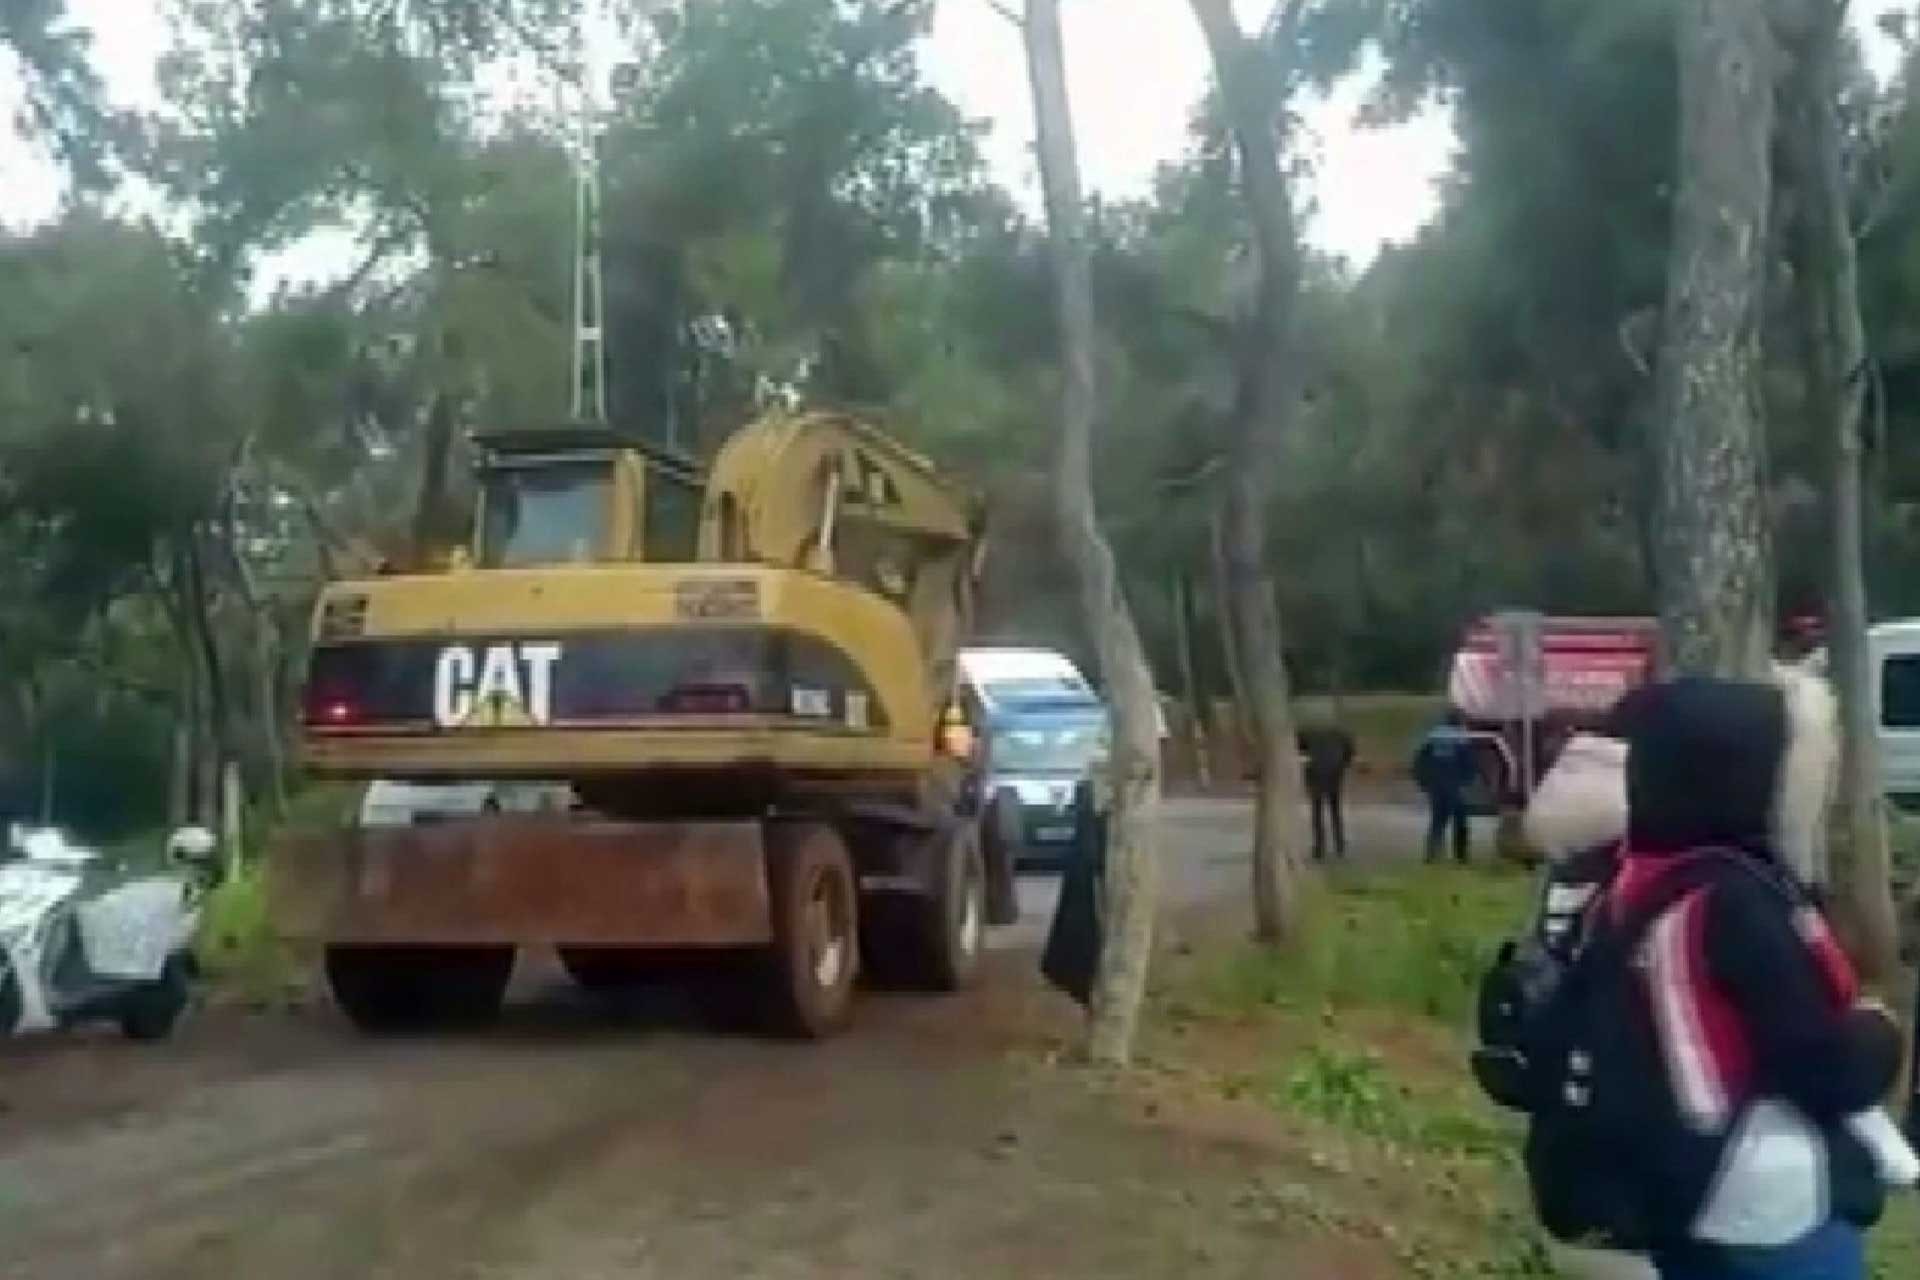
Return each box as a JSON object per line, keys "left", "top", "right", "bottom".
{"left": 1778, "top": 0, "right": 1901, "bottom": 979}
{"left": 1189, "top": 0, "right": 1312, "bottom": 941}
{"left": 1654, "top": 0, "right": 1780, "bottom": 678}
{"left": 1021, "top": 0, "right": 1165, "bottom": 1066}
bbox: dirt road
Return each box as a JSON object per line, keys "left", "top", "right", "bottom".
{"left": 0, "top": 798, "right": 1438, "bottom": 1280}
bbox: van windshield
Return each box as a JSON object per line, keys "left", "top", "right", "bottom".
{"left": 479, "top": 460, "right": 610, "bottom": 567}
{"left": 1883, "top": 654, "right": 1920, "bottom": 729}
{"left": 984, "top": 677, "right": 1095, "bottom": 710}
{"left": 991, "top": 718, "right": 1107, "bottom": 775}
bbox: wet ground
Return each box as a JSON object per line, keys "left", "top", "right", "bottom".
{"left": 0, "top": 798, "right": 1461, "bottom": 1280}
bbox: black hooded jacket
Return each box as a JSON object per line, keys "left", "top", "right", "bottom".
{"left": 1609, "top": 678, "right": 1902, "bottom": 1247}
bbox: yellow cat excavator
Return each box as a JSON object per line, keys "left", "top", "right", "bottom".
{"left": 274, "top": 410, "right": 1015, "bottom": 1037}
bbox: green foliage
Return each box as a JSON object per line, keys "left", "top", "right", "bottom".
{"left": 194, "top": 862, "right": 302, "bottom": 1006}
{"left": 600, "top": 0, "right": 999, "bottom": 448}
{"left": 1279, "top": 1044, "right": 1514, "bottom": 1164}
{"left": 1871, "top": 1194, "right": 1920, "bottom": 1279}
{"left": 0, "top": 0, "right": 116, "bottom": 183}
{"left": 1195, "top": 866, "right": 1529, "bottom": 1024}
{"left": 1156, "top": 867, "right": 1562, "bottom": 1278}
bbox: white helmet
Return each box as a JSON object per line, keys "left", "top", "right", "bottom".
{"left": 166, "top": 825, "right": 218, "bottom": 865}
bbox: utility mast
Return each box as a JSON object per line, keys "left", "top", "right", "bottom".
{"left": 566, "top": 17, "right": 609, "bottom": 425}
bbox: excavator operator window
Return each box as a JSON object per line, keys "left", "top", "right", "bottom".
{"left": 478, "top": 458, "right": 611, "bottom": 567}
{"left": 644, "top": 469, "right": 702, "bottom": 563}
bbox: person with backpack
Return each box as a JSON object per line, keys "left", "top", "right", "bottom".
{"left": 1413, "top": 708, "right": 1477, "bottom": 863}
{"left": 1480, "top": 670, "right": 1916, "bottom": 1279}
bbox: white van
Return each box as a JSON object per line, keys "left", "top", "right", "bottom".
{"left": 956, "top": 647, "right": 1168, "bottom": 737}
{"left": 1869, "top": 619, "right": 1920, "bottom": 806}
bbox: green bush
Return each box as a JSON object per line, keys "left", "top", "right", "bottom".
{"left": 194, "top": 863, "right": 300, "bottom": 1005}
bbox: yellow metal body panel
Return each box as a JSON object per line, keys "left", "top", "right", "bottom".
{"left": 302, "top": 411, "right": 978, "bottom": 786}
{"left": 305, "top": 563, "right": 935, "bottom": 779}
{"left": 303, "top": 724, "right": 926, "bottom": 779}
{"left": 699, "top": 410, "right": 973, "bottom": 564}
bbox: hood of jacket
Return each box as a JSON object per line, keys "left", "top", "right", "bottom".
{"left": 1622, "top": 664, "right": 1836, "bottom": 884}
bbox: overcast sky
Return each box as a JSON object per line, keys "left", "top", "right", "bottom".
{"left": 0, "top": 0, "right": 1910, "bottom": 280}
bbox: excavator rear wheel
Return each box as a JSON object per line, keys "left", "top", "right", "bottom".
{"left": 326, "top": 944, "right": 514, "bottom": 1033}
{"left": 861, "top": 821, "right": 986, "bottom": 993}
{"left": 559, "top": 947, "right": 664, "bottom": 993}
{"left": 760, "top": 823, "right": 859, "bottom": 1039}
{"left": 915, "top": 821, "right": 986, "bottom": 992}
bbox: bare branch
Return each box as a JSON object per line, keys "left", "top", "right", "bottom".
{"left": 980, "top": 0, "right": 1022, "bottom": 28}
{"left": 1262, "top": 0, "right": 1312, "bottom": 50}
{"left": 322, "top": 219, "right": 420, "bottom": 306}
{"left": 1618, "top": 307, "right": 1659, "bottom": 378}
{"left": 1158, "top": 454, "right": 1227, "bottom": 493}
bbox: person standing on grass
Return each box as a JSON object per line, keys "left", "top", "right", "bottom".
{"left": 1298, "top": 721, "right": 1355, "bottom": 861}
{"left": 1412, "top": 708, "right": 1476, "bottom": 864}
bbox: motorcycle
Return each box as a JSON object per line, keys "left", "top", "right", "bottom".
{"left": 0, "top": 824, "right": 221, "bottom": 1041}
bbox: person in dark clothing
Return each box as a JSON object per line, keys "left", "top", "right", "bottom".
{"left": 1297, "top": 723, "right": 1356, "bottom": 861}
{"left": 1601, "top": 672, "right": 1911, "bottom": 1279}
{"left": 1412, "top": 708, "right": 1476, "bottom": 863}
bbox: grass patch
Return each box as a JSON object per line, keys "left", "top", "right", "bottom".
{"left": 1184, "top": 865, "right": 1532, "bottom": 1026}
{"left": 1148, "top": 865, "right": 1554, "bottom": 1277}
{"left": 190, "top": 783, "right": 358, "bottom": 1006}
{"left": 1155, "top": 868, "right": 1920, "bottom": 1275}
{"left": 193, "top": 863, "right": 303, "bottom": 1006}
{"left": 1873, "top": 1194, "right": 1920, "bottom": 1279}
{"left": 1276, "top": 1043, "right": 1516, "bottom": 1166}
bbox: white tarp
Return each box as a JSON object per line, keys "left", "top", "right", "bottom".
{"left": 75, "top": 878, "right": 191, "bottom": 981}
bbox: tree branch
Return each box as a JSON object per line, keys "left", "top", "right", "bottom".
{"left": 1618, "top": 307, "right": 1659, "bottom": 378}
{"left": 1262, "top": 0, "right": 1312, "bottom": 50}
{"left": 321, "top": 218, "right": 420, "bottom": 305}
{"left": 981, "top": 0, "right": 1022, "bottom": 29}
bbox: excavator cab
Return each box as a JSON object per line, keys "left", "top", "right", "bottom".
{"left": 471, "top": 426, "right": 703, "bottom": 568}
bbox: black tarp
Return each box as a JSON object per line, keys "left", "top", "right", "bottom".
{"left": 1909, "top": 979, "right": 1920, "bottom": 1145}
{"left": 1040, "top": 782, "right": 1105, "bottom": 1008}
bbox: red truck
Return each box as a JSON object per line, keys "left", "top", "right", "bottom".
{"left": 1445, "top": 615, "right": 1660, "bottom": 813}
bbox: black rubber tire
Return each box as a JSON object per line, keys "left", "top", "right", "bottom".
{"left": 558, "top": 947, "right": 661, "bottom": 993}
{"left": 914, "top": 823, "right": 986, "bottom": 992}
{"left": 120, "top": 954, "right": 192, "bottom": 1042}
{"left": 982, "top": 789, "right": 1023, "bottom": 925}
{"left": 325, "top": 945, "right": 515, "bottom": 1033}
{"left": 857, "top": 895, "right": 913, "bottom": 990}
{"left": 863, "top": 823, "right": 988, "bottom": 993}
{"left": 0, "top": 956, "right": 20, "bottom": 1035}
{"left": 760, "top": 823, "right": 859, "bottom": 1039}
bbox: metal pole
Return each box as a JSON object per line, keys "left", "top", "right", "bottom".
{"left": 567, "top": 11, "right": 609, "bottom": 427}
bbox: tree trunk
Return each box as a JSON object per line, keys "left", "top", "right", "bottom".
{"left": 223, "top": 502, "right": 289, "bottom": 813}
{"left": 1023, "top": 0, "right": 1164, "bottom": 1068}
{"left": 1174, "top": 572, "right": 1212, "bottom": 790}
{"left": 1653, "top": 0, "right": 1779, "bottom": 678}
{"left": 1190, "top": 0, "right": 1312, "bottom": 943}
{"left": 177, "top": 532, "right": 235, "bottom": 808}
{"left": 1779, "top": 0, "right": 1902, "bottom": 980}
{"left": 1210, "top": 508, "right": 1247, "bottom": 728}
{"left": 168, "top": 713, "right": 190, "bottom": 828}
{"left": 221, "top": 760, "right": 246, "bottom": 881}
{"left": 412, "top": 392, "right": 457, "bottom": 566}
